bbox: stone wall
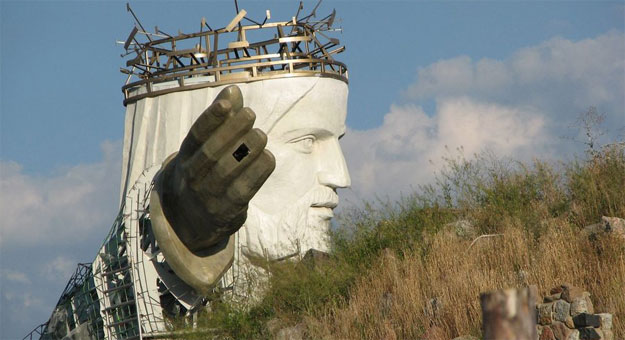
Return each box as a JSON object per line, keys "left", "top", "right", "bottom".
{"left": 537, "top": 284, "right": 613, "bottom": 340}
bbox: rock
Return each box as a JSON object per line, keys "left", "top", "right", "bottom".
{"left": 561, "top": 284, "right": 585, "bottom": 303}
{"left": 540, "top": 326, "right": 556, "bottom": 340}
{"left": 573, "top": 313, "right": 601, "bottom": 328}
{"left": 550, "top": 286, "right": 564, "bottom": 295}
{"left": 447, "top": 219, "right": 475, "bottom": 238}
{"left": 545, "top": 293, "right": 562, "bottom": 302}
{"left": 570, "top": 298, "right": 589, "bottom": 316}
{"left": 451, "top": 336, "right": 478, "bottom": 340}
{"left": 601, "top": 330, "right": 613, "bottom": 340}
{"left": 597, "top": 313, "right": 612, "bottom": 330}
{"left": 583, "top": 217, "right": 625, "bottom": 241}
{"left": 565, "top": 316, "right": 576, "bottom": 329}
{"left": 275, "top": 323, "right": 305, "bottom": 340}
{"left": 537, "top": 325, "right": 543, "bottom": 337}
{"left": 538, "top": 302, "right": 554, "bottom": 325}
{"left": 570, "top": 293, "right": 593, "bottom": 316}
{"left": 601, "top": 216, "right": 625, "bottom": 239}
{"left": 593, "top": 329, "right": 604, "bottom": 340}
{"left": 578, "top": 328, "right": 601, "bottom": 340}
{"left": 552, "top": 321, "right": 573, "bottom": 340}
{"left": 567, "top": 330, "right": 580, "bottom": 340}
{"left": 553, "top": 300, "right": 571, "bottom": 322}
{"left": 302, "top": 248, "right": 330, "bottom": 269}
{"left": 584, "top": 223, "right": 604, "bottom": 239}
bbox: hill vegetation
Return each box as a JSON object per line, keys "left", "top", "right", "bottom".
{"left": 178, "top": 143, "right": 625, "bottom": 339}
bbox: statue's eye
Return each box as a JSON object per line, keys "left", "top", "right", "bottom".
{"left": 290, "top": 136, "right": 315, "bottom": 153}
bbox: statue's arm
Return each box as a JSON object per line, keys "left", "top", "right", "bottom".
{"left": 153, "top": 85, "right": 275, "bottom": 253}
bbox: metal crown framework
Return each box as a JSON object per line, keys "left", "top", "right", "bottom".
{"left": 120, "top": 1, "right": 348, "bottom": 106}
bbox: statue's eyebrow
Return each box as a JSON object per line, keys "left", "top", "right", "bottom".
{"left": 282, "top": 127, "right": 331, "bottom": 138}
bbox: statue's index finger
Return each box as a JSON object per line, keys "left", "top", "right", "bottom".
{"left": 179, "top": 85, "right": 244, "bottom": 158}
{"left": 215, "top": 85, "right": 243, "bottom": 113}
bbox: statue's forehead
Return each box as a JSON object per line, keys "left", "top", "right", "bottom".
{"left": 268, "top": 81, "right": 348, "bottom": 136}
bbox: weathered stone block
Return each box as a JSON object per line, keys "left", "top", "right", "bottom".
{"left": 565, "top": 316, "right": 576, "bottom": 329}
{"left": 540, "top": 326, "right": 556, "bottom": 340}
{"left": 554, "top": 300, "right": 571, "bottom": 322}
{"left": 567, "top": 330, "right": 580, "bottom": 340}
{"left": 552, "top": 321, "right": 573, "bottom": 340}
{"left": 602, "top": 216, "right": 625, "bottom": 240}
{"left": 570, "top": 294, "right": 593, "bottom": 316}
{"left": 538, "top": 302, "right": 554, "bottom": 325}
{"left": 597, "top": 313, "right": 612, "bottom": 330}
{"left": 561, "top": 284, "right": 585, "bottom": 303}
{"left": 601, "top": 329, "right": 613, "bottom": 340}
{"left": 573, "top": 313, "right": 601, "bottom": 328}
{"left": 578, "top": 328, "right": 601, "bottom": 340}
{"left": 594, "top": 329, "right": 603, "bottom": 340}
{"left": 545, "top": 293, "right": 562, "bottom": 302}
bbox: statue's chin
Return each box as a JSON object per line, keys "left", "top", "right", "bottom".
{"left": 240, "top": 203, "right": 332, "bottom": 261}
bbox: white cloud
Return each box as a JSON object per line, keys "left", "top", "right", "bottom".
{"left": 0, "top": 140, "right": 122, "bottom": 247}
{"left": 405, "top": 31, "right": 624, "bottom": 128}
{"left": 3, "top": 291, "right": 43, "bottom": 309}
{"left": 342, "top": 98, "right": 546, "bottom": 198}
{"left": 342, "top": 32, "right": 624, "bottom": 199}
{"left": 42, "top": 256, "right": 78, "bottom": 283}
{"left": 0, "top": 141, "right": 122, "bottom": 338}
{"left": 2, "top": 270, "right": 31, "bottom": 285}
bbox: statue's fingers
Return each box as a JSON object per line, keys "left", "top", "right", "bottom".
{"left": 199, "top": 128, "right": 268, "bottom": 193}
{"left": 182, "top": 107, "right": 256, "bottom": 188}
{"left": 178, "top": 86, "right": 243, "bottom": 158}
{"left": 225, "top": 150, "right": 276, "bottom": 206}
{"left": 215, "top": 85, "right": 243, "bottom": 113}
{"left": 179, "top": 98, "right": 231, "bottom": 158}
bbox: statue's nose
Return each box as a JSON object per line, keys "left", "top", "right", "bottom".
{"left": 317, "top": 140, "right": 351, "bottom": 189}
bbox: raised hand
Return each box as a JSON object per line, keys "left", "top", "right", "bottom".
{"left": 156, "top": 85, "right": 276, "bottom": 253}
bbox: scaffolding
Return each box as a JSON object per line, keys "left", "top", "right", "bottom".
{"left": 30, "top": 166, "right": 173, "bottom": 340}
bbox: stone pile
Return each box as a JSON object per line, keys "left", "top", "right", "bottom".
{"left": 537, "top": 284, "right": 613, "bottom": 340}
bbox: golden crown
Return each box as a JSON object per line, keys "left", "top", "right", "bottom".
{"left": 120, "top": 2, "right": 347, "bottom": 106}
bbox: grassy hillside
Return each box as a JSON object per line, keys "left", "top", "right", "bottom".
{"left": 180, "top": 144, "right": 625, "bottom": 339}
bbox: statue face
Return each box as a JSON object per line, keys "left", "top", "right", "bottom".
{"left": 242, "top": 80, "right": 350, "bottom": 259}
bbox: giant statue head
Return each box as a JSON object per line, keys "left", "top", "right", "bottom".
{"left": 34, "top": 7, "right": 351, "bottom": 339}
{"left": 118, "top": 8, "right": 350, "bottom": 295}
{"left": 242, "top": 78, "right": 350, "bottom": 260}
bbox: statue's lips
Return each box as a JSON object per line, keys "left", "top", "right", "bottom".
{"left": 310, "top": 201, "right": 338, "bottom": 209}
{"left": 309, "top": 207, "right": 334, "bottom": 219}
{"left": 310, "top": 201, "right": 337, "bottom": 220}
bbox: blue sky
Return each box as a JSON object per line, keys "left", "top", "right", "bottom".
{"left": 1, "top": 1, "right": 624, "bottom": 338}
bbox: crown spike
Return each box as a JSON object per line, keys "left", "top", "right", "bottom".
{"left": 119, "top": 5, "right": 347, "bottom": 106}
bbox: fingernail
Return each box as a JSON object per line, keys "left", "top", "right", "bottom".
{"left": 214, "top": 99, "right": 231, "bottom": 115}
